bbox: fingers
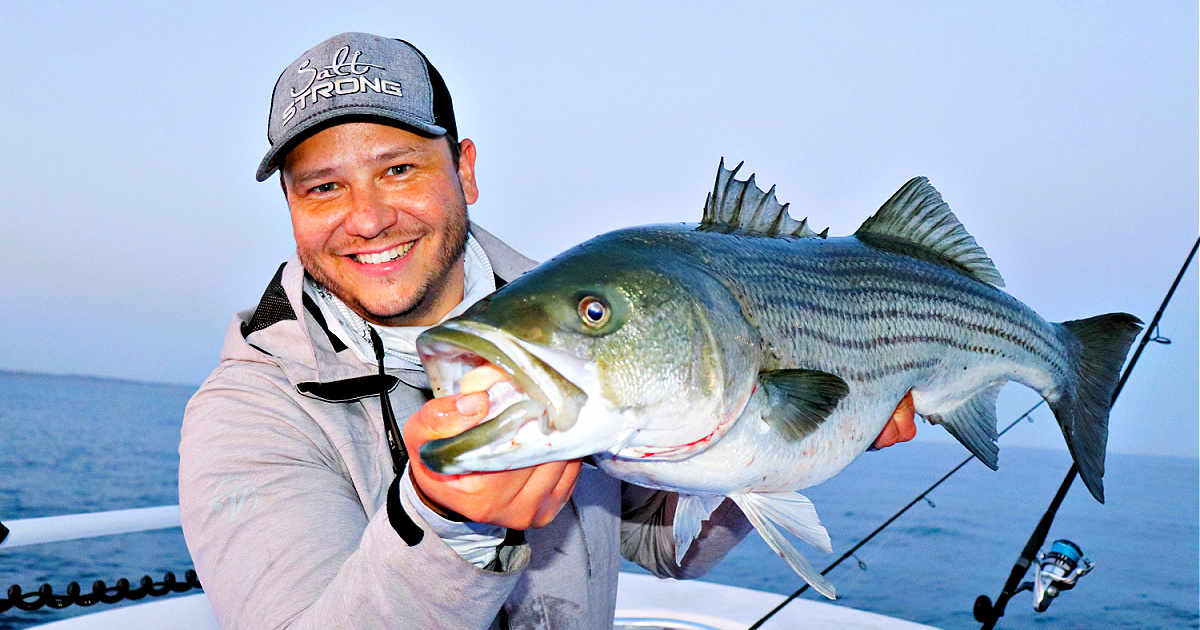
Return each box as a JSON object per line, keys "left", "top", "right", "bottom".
{"left": 872, "top": 390, "right": 917, "bottom": 449}
{"left": 402, "top": 361, "right": 582, "bottom": 530}
{"left": 401, "top": 392, "right": 581, "bottom": 529}
{"left": 872, "top": 418, "right": 900, "bottom": 449}
{"left": 401, "top": 394, "right": 492, "bottom": 519}
{"left": 404, "top": 392, "right": 489, "bottom": 448}
{"left": 452, "top": 392, "right": 489, "bottom": 426}
{"left": 893, "top": 391, "right": 917, "bottom": 442}
{"left": 530, "top": 459, "right": 582, "bottom": 528}
{"left": 462, "top": 459, "right": 575, "bottom": 529}
{"left": 425, "top": 459, "right": 580, "bottom": 530}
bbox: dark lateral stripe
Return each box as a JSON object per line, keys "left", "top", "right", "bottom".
{"left": 791, "top": 326, "right": 1064, "bottom": 375}
{"left": 750, "top": 284, "right": 1059, "bottom": 355}
{"left": 387, "top": 475, "right": 425, "bottom": 546}
{"left": 729, "top": 252, "right": 996, "bottom": 292}
{"left": 777, "top": 302, "right": 1067, "bottom": 373}
{"left": 732, "top": 262, "right": 994, "bottom": 299}
{"left": 736, "top": 274, "right": 1058, "bottom": 352}
{"left": 843, "top": 358, "right": 941, "bottom": 382}
{"left": 735, "top": 260, "right": 1001, "bottom": 306}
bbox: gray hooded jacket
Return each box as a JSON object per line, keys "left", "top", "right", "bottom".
{"left": 179, "top": 226, "right": 750, "bottom": 630}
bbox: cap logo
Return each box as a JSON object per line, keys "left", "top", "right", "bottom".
{"left": 282, "top": 45, "right": 402, "bottom": 125}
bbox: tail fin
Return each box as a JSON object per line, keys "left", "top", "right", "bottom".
{"left": 1050, "top": 313, "right": 1142, "bottom": 503}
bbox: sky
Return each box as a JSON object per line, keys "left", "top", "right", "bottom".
{"left": 0, "top": 2, "right": 1195, "bottom": 457}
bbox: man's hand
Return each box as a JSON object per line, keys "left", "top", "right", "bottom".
{"left": 872, "top": 390, "right": 917, "bottom": 449}
{"left": 403, "top": 374, "right": 581, "bottom": 530}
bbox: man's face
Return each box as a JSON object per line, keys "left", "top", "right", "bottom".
{"left": 282, "top": 122, "right": 478, "bottom": 327}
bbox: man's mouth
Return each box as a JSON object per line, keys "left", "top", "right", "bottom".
{"left": 351, "top": 241, "right": 415, "bottom": 264}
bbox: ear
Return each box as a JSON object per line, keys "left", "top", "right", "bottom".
{"left": 456, "top": 138, "right": 479, "bottom": 205}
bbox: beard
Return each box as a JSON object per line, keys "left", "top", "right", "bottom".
{"left": 303, "top": 199, "right": 471, "bottom": 327}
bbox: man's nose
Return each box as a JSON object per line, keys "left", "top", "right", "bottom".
{"left": 343, "top": 187, "right": 396, "bottom": 239}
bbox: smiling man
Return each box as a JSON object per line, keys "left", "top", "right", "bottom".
{"left": 178, "top": 32, "right": 915, "bottom": 629}
{"left": 283, "top": 122, "right": 474, "bottom": 327}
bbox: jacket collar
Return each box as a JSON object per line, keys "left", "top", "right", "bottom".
{"left": 225, "top": 223, "right": 537, "bottom": 400}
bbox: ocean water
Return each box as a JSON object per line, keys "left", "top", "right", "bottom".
{"left": 1, "top": 370, "right": 1196, "bottom": 629}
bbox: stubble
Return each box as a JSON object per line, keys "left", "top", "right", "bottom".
{"left": 304, "top": 199, "right": 470, "bottom": 327}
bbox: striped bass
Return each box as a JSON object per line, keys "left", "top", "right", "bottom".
{"left": 415, "top": 161, "right": 1141, "bottom": 598}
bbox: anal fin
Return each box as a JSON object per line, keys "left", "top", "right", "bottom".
{"left": 922, "top": 381, "right": 1004, "bottom": 469}
{"left": 673, "top": 494, "right": 727, "bottom": 565}
{"left": 731, "top": 492, "right": 836, "bottom": 599}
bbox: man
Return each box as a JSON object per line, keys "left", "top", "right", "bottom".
{"left": 179, "top": 32, "right": 915, "bottom": 629}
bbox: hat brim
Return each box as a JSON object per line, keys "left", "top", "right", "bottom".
{"left": 255, "top": 107, "right": 447, "bottom": 182}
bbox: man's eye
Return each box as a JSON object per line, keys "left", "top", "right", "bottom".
{"left": 310, "top": 182, "right": 338, "bottom": 194}
{"left": 386, "top": 164, "right": 412, "bottom": 176}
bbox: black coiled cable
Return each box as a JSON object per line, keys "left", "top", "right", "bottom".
{"left": 1, "top": 570, "right": 202, "bottom": 612}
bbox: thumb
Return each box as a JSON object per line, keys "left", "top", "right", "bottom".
{"left": 415, "top": 392, "right": 491, "bottom": 441}
{"left": 454, "top": 391, "right": 488, "bottom": 419}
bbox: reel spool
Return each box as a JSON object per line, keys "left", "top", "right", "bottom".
{"left": 1030, "top": 539, "right": 1093, "bottom": 612}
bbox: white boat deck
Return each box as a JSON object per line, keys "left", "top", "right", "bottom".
{"left": 8, "top": 507, "right": 940, "bottom": 629}
{"left": 27, "top": 572, "right": 941, "bottom": 629}
{"left": 615, "top": 572, "right": 940, "bottom": 630}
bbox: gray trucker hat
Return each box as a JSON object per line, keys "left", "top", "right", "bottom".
{"left": 256, "top": 32, "right": 457, "bottom": 181}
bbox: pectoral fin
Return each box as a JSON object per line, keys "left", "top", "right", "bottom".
{"left": 759, "top": 369, "right": 849, "bottom": 442}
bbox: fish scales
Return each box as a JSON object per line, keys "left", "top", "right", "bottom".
{"left": 578, "top": 226, "right": 1068, "bottom": 493}
{"left": 637, "top": 226, "right": 1073, "bottom": 394}
{"left": 734, "top": 264, "right": 1065, "bottom": 357}
{"left": 714, "top": 241, "right": 1064, "bottom": 356}
{"left": 709, "top": 256, "right": 1067, "bottom": 368}
{"left": 415, "top": 162, "right": 1142, "bottom": 599}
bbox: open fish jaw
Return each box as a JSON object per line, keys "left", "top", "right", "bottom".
{"left": 416, "top": 321, "right": 624, "bottom": 473}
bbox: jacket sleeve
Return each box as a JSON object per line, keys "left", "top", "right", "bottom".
{"left": 179, "top": 364, "right": 529, "bottom": 630}
{"left": 618, "top": 483, "right": 752, "bottom": 580}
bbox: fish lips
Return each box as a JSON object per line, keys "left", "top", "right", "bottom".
{"left": 415, "top": 320, "right": 605, "bottom": 473}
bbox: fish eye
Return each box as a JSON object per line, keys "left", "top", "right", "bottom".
{"left": 577, "top": 296, "right": 610, "bottom": 328}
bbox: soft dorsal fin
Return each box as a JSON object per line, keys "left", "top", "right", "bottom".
{"left": 856, "top": 177, "right": 1004, "bottom": 287}
{"left": 701, "top": 159, "right": 825, "bottom": 238}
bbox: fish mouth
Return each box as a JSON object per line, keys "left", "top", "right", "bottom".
{"left": 415, "top": 320, "right": 595, "bottom": 473}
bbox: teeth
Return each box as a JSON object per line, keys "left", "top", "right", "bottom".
{"left": 354, "top": 241, "right": 414, "bottom": 264}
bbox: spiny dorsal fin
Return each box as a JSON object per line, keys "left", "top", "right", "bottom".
{"left": 856, "top": 177, "right": 1005, "bottom": 287}
{"left": 701, "top": 159, "right": 825, "bottom": 238}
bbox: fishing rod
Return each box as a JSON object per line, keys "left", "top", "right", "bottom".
{"left": 974, "top": 235, "right": 1198, "bottom": 629}
{"left": 749, "top": 235, "right": 1198, "bottom": 630}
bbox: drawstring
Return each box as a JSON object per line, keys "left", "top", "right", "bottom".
{"left": 369, "top": 324, "right": 517, "bottom": 630}
{"left": 368, "top": 327, "right": 408, "bottom": 474}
